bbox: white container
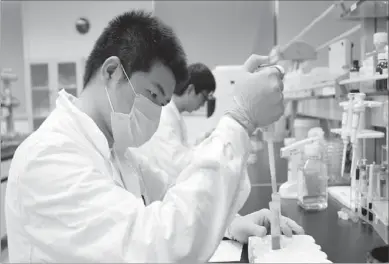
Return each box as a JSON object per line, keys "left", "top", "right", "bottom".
{"left": 294, "top": 118, "right": 320, "bottom": 141}
{"left": 373, "top": 32, "right": 388, "bottom": 53}
{"left": 248, "top": 235, "right": 331, "bottom": 263}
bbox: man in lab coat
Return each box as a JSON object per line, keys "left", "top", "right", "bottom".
{"left": 5, "top": 11, "right": 303, "bottom": 262}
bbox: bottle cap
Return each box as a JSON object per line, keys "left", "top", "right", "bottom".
{"left": 307, "top": 127, "right": 325, "bottom": 139}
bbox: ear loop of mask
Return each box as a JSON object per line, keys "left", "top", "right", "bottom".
{"left": 104, "top": 64, "right": 137, "bottom": 113}
{"left": 120, "top": 64, "right": 137, "bottom": 96}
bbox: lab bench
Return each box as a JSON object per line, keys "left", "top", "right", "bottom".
{"left": 234, "top": 185, "right": 386, "bottom": 263}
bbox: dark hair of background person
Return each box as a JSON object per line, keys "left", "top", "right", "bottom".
{"left": 174, "top": 63, "right": 216, "bottom": 96}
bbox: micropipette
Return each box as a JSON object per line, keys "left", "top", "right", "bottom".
{"left": 349, "top": 94, "right": 366, "bottom": 182}
{"left": 341, "top": 94, "right": 355, "bottom": 177}
{"left": 263, "top": 125, "right": 278, "bottom": 194}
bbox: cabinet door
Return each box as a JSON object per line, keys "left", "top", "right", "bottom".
{"left": 30, "top": 63, "right": 53, "bottom": 130}
{"left": 57, "top": 62, "right": 78, "bottom": 97}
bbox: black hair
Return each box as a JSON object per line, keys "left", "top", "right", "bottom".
{"left": 83, "top": 10, "right": 188, "bottom": 88}
{"left": 174, "top": 63, "right": 216, "bottom": 96}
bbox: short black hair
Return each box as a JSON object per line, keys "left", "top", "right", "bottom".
{"left": 83, "top": 10, "right": 188, "bottom": 88}
{"left": 174, "top": 63, "right": 216, "bottom": 96}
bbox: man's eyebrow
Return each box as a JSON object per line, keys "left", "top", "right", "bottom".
{"left": 153, "top": 82, "right": 165, "bottom": 96}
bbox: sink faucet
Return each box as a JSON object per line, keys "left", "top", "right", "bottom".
{"left": 1, "top": 68, "right": 19, "bottom": 137}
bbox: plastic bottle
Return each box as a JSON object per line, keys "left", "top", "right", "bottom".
{"left": 297, "top": 139, "right": 329, "bottom": 211}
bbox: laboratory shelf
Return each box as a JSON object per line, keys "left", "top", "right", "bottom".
{"left": 330, "top": 128, "right": 385, "bottom": 139}
{"left": 283, "top": 81, "right": 336, "bottom": 101}
{"left": 339, "top": 74, "right": 389, "bottom": 85}
{"left": 340, "top": 0, "right": 389, "bottom": 20}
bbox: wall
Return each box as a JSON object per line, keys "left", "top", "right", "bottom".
{"left": 154, "top": 1, "right": 274, "bottom": 69}
{"left": 21, "top": 1, "right": 153, "bottom": 61}
{"left": 0, "top": 1, "right": 26, "bottom": 116}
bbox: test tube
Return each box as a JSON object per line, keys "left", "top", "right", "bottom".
{"left": 269, "top": 200, "right": 281, "bottom": 250}
{"left": 367, "top": 163, "right": 375, "bottom": 222}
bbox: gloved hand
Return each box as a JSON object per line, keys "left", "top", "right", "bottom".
{"left": 225, "top": 64, "right": 285, "bottom": 135}
{"left": 243, "top": 54, "right": 271, "bottom": 73}
{"left": 227, "top": 209, "right": 304, "bottom": 244}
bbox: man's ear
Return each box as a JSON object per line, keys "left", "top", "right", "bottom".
{"left": 101, "top": 56, "right": 124, "bottom": 86}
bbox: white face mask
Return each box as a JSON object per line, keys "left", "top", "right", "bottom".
{"left": 105, "top": 65, "right": 162, "bottom": 151}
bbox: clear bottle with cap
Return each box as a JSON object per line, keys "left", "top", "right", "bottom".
{"left": 297, "top": 136, "right": 329, "bottom": 211}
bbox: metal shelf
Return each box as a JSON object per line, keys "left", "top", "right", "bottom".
{"left": 339, "top": 74, "right": 388, "bottom": 85}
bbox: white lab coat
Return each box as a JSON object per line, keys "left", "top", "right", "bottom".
{"left": 137, "top": 101, "right": 251, "bottom": 213}
{"left": 5, "top": 90, "right": 251, "bottom": 262}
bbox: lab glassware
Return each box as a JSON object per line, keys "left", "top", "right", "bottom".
{"left": 297, "top": 142, "right": 328, "bottom": 211}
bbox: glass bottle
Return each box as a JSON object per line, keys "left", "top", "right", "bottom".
{"left": 297, "top": 142, "right": 329, "bottom": 211}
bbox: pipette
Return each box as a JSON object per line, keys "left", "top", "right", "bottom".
{"left": 263, "top": 125, "right": 278, "bottom": 194}
{"left": 255, "top": 64, "right": 285, "bottom": 194}
{"left": 384, "top": 101, "right": 388, "bottom": 167}
{"left": 280, "top": 136, "right": 321, "bottom": 158}
{"left": 349, "top": 94, "right": 366, "bottom": 187}
{"left": 340, "top": 93, "right": 355, "bottom": 177}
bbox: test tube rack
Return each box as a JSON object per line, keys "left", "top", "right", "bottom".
{"left": 330, "top": 94, "right": 384, "bottom": 212}
{"left": 353, "top": 162, "right": 389, "bottom": 244}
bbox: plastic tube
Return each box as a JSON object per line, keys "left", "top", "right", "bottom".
{"left": 269, "top": 200, "right": 281, "bottom": 250}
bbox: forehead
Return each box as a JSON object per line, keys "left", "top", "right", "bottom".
{"left": 147, "top": 62, "right": 176, "bottom": 98}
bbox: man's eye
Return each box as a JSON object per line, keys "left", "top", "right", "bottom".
{"left": 149, "top": 91, "right": 157, "bottom": 98}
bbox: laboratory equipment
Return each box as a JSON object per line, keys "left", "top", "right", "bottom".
{"left": 269, "top": 199, "right": 281, "bottom": 250}
{"left": 357, "top": 159, "right": 369, "bottom": 221}
{"left": 326, "top": 136, "right": 347, "bottom": 185}
{"left": 331, "top": 93, "right": 384, "bottom": 212}
{"left": 373, "top": 32, "right": 388, "bottom": 55}
{"left": 1, "top": 68, "right": 19, "bottom": 137}
{"left": 262, "top": 125, "right": 279, "bottom": 195}
{"left": 248, "top": 235, "right": 331, "bottom": 263}
{"left": 377, "top": 165, "right": 388, "bottom": 199}
{"left": 384, "top": 100, "right": 388, "bottom": 167}
{"left": 1, "top": 69, "right": 29, "bottom": 160}
{"left": 340, "top": 93, "right": 355, "bottom": 178}
{"left": 349, "top": 60, "right": 360, "bottom": 79}
{"left": 298, "top": 135, "right": 328, "bottom": 211}
{"left": 279, "top": 138, "right": 298, "bottom": 199}
{"left": 280, "top": 135, "right": 326, "bottom": 209}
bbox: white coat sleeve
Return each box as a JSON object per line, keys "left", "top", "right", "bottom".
{"left": 153, "top": 123, "right": 194, "bottom": 177}
{"left": 19, "top": 116, "right": 250, "bottom": 262}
